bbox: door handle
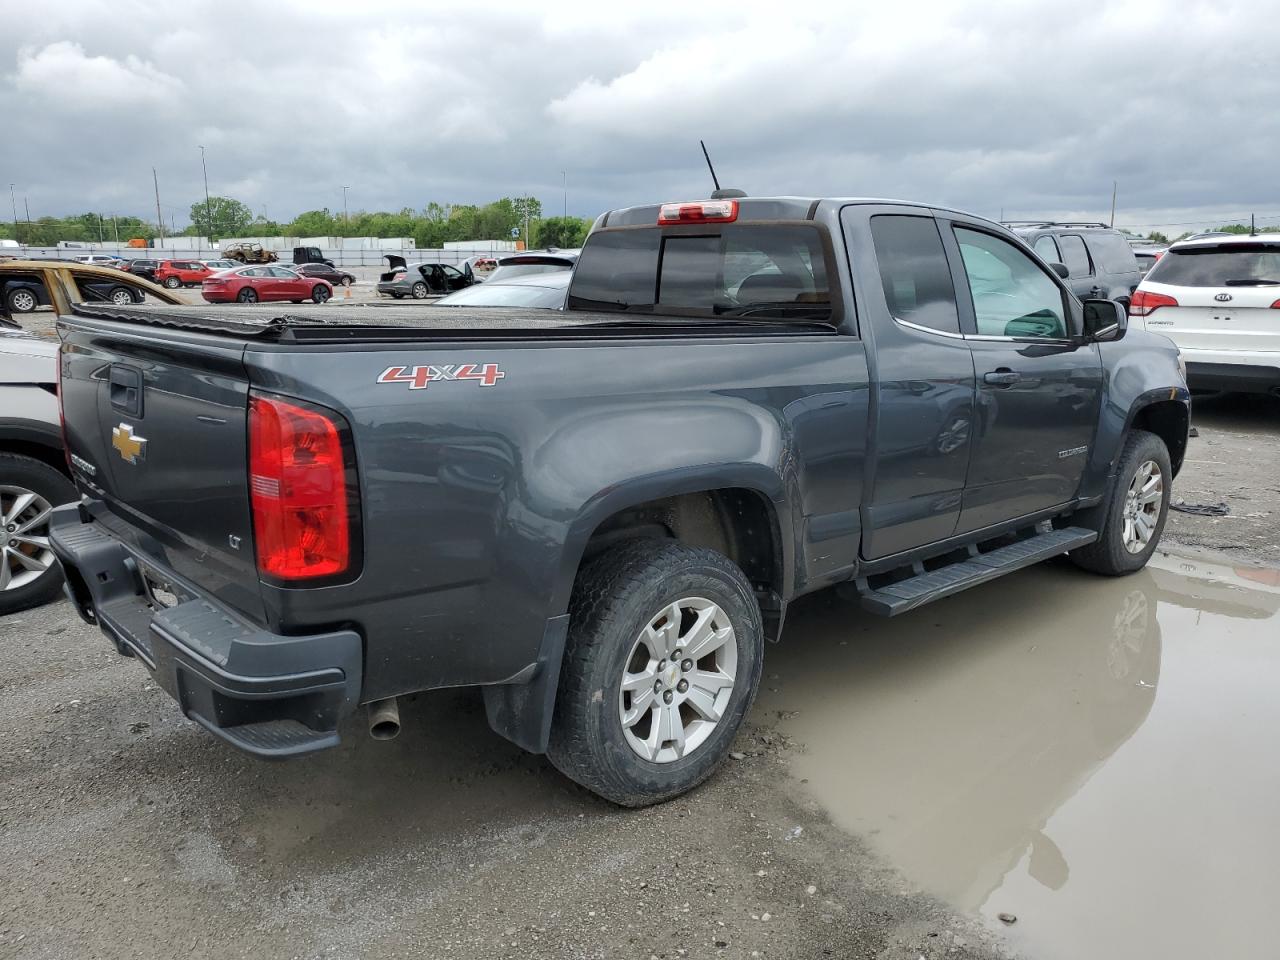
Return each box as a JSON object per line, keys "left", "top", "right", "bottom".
{"left": 984, "top": 369, "right": 1021, "bottom": 387}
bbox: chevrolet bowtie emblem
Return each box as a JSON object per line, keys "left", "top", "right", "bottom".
{"left": 111, "top": 423, "right": 147, "bottom": 464}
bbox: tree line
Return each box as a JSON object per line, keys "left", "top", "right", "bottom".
{"left": 0, "top": 196, "right": 595, "bottom": 250}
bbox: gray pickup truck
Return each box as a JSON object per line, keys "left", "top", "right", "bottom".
{"left": 50, "top": 196, "right": 1189, "bottom": 806}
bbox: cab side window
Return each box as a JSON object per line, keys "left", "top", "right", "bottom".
{"left": 954, "top": 228, "right": 1069, "bottom": 339}
{"left": 1057, "top": 235, "right": 1093, "bottom": 278}
{"left": 1033, "top": 235, "right": 1061, "bottom": 264}
{"left": 869, "top": 215, "right": 960, "bottom": 334}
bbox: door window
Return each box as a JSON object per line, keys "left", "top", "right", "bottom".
{"left": 955, "top": 228, "right": 1069, "bottom": 339}
{"left": 1057, "top": 235, "right": 1093, "bottom": 278}
{"left": 1033, "top": 235, "right": 1061, "bottom": 264}
{"left": 869, "top": 215, "right": 960, "bottom": 334}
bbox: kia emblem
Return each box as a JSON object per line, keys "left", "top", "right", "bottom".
{"left": 1214, "top": 292, "right": 1233, "bottom": 302}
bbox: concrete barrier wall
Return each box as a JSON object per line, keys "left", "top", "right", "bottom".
{"left": 10, "top": 245, "right": 510, "bottom": 269}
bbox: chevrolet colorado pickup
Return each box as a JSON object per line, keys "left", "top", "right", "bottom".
{"left": 49, "top": 196, "right": 1190, "bottom": 806}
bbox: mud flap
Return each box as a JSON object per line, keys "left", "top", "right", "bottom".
{"left": 482, "top": 614, "right": 570, "bottom": 754}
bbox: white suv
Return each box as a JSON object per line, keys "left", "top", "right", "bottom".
{"left": 1131, "top": 233, "right": 1280, "bottom": 395}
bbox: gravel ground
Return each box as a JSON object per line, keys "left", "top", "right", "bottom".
{"left": 0, "top": 349, "right": 1274, "bottom": 958}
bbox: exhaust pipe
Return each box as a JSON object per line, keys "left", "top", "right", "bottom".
{"left": 367, "top": 697, "right": 401, "bottom": 740}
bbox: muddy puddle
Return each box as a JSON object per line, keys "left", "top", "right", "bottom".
{"left": 759, "top": 552, "right": 1280, "bottom": 960}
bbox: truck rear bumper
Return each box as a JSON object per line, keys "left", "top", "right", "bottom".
{"left": 48, "top": 503, "right": 362, "bottom": 759}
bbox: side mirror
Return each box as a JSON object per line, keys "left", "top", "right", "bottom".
{"left": 1050, "top": 262, "right": 1070, "bottom": 280}
{"left": 1082, "top": 298, "right": 1128, "bottom": 342}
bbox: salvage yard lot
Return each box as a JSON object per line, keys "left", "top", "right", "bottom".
{"left": 1, "top": 394, "right": 1276, "bottom": 959}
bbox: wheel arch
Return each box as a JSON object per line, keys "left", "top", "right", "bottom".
{"left": 1127, "top": 397, "right": 1190, "bottom": 477}
{"left": 554, "top": 467, "right": 793, "bottom": 641}
{"left": 0, "top": 420, "right": 68, "bottom": 477}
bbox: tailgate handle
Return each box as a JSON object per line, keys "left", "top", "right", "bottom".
{"left": 108, "top": 365, "right": 143, "bottom": 417}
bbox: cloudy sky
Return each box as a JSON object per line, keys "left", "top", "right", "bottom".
{"left": 3, "top": 0, "right": 1279, "bottom": 233}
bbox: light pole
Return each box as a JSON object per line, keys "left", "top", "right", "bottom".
{"left": 8, "top": 184, "right": 17, "bottom": 242}
{"left": 342, "top": 185, "right": 349, "bottom": 224}
{"left": 562, "top": 171, "right": 567, "bottom": 219}
{"left": 198, "top": 145, "right": 212, "bottom": 250}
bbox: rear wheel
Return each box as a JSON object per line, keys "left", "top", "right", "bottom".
{"left": 311, "top": 285, "right": 331, "bottom": 304}
{"left": 237, "top": 287, "right": 258, "bottom": 303}
{"left": 163, "top": 276, "right": 181, "bottom": 289}
{"left": 1071, "top": 429, "right": 1171, "bottom": 576}
{"left": 548, "top": 539, "right": 764, "bottom": 807}
{"left": 108, "top": 287, "right": 134, "bottom": 305}
{"left": 1, "top": 455, "right": 75, "bottom": 615}
{"left": 6, "top": 288, "right": 38, "bottom": 313}
{"left": 341, "top": 276, "right": 353, "bottom": 287}
{"left": 411, "top": 281, "right": 429, "bottom": 299}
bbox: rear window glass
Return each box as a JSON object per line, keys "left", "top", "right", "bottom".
{"left": 1145, "top": 245, "right": 1280, "bottom": 287}
{"left": 1057, "top": 235, "right": 1093, "bottom": 278}
{"left": 568, "top": 225, "right": 831, "bottom": 320}
{"left": 1086, "top": 233, "right": 1139, "bottom": 274}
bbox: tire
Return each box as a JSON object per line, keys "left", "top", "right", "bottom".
{"left": 1070, "top": 429, "right": 1172, "bottom": 576}
{"left": 1, "top": 455, "right": 76, "bottom": 615}
{"left": 108, "top": 287, "right": 134, "bottom": 305}
{"left": 392, "top": 293, "right": 405, "bottom": 300}
{"left": 237, "top": 287, "right": 258, "bottom": 303}
{"left": 163, "top": 276, "right": 181, "bottom": 289}
{"left": 411, "top": 281, "right": 428, "bottom": 299}
{"left": 341, "top": 276, "right": 353, "bottom": 287}
{"left": 7, "top": 288, "right": 38, "bottom": 313}
{"left": 548, "top": 539, "right": 765, "bottom": 807}
{"left": 311, "top": 285, "right": 331, "bottom": 304}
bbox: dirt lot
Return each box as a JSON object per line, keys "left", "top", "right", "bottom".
{"left": 0, "top": 387, "right": 1276, "bottom": 960}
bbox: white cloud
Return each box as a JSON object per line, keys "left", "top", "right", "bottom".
{"left": 11, "top": 40, "right": 183, "bottom": 107}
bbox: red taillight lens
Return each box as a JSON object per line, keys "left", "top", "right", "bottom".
{"left": 248, "top": 393, "right": 354, "bottom": 581}
{"left": 1129, "top": 289, "right": 1178, "bottom": 317}
{"left": 1270, "top": 299, "right": 1280, "bottom": 309}
{"left": 657, "top": 200, "right": 739, "bottom": 224}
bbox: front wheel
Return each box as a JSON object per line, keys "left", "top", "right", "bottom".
{"left": 108, "top": 287, "right": 134, "bottom": 305}
{"left": 163, "top": 276, "right": 181, "bottom": 289}
{"left": 1071, "top": 429, "right": 1172, "bottom": 575}
{"left": 6, "top": 288, "right": 38, "bottom": 313}
{"left": 548, "top": 539, "right": 764, "bottom": 807}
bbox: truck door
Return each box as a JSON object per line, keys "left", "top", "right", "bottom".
{"left": 842, "top": 207, "right": 977, "bottom": 560}
{"left": 937, "top": 218, "right": 1104, "bottom": 533}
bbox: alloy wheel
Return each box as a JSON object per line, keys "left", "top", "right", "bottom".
{"left": 618, "top": 596, "right": 738, "bottom": 763}
{"left": 1121, "top": 460, "right": 1163, "bottom": 554}
{"left": 10, "top": 291, "right": 36, "bottom": 312}
{"left": 1, "top": 485, "right": 55, "bottom": 593}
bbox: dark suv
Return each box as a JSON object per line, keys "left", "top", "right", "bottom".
{"left": 1006, "top": 222, "right": 1142, "bottom": 305}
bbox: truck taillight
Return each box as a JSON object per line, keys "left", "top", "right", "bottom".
{"left": 248, "top": 392, "right": 358, "bottom": 582}
{"left": 1129, "top": 289, "right": 1178, "bottom": 317}
{"left": 658, "top": 200, "right": 739, "bottom": 224}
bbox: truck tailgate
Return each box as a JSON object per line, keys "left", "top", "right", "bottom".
{"left": 60, "top": 320, "right": 266, "bottom": 622}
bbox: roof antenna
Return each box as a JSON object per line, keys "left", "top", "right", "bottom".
{"left": 700, "top": 140, "right": 746, "bottom": 200}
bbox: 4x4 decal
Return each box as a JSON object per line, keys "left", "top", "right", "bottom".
{"left": 377, "top": 363, "right": 506, "bottom": 390}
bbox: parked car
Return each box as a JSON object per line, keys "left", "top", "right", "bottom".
{"left": 153, "top": 259, "right": 214, "bottom": 289}
{"left": 222, "top": 242, "right": 278, "bottom": 264}
{"left": 73, "top": 254, "right": 120, "bottom": 266}
{"left": 123, "top": 258, "right": 161, "bottom": 282}
{"left": 1005, "top": 222, "right": 1142, "bottom": 305}
{"left": 293, "top": 246, "right": 335, "bottom": 267}
{"left": 377, "top": 256, "right": 475, "bottom": 298}
{"left": 201, "top": 264, "right": 334, "bottom": 304}
{"left": 0, "top": 259, "right": 179, "bottom": 314}
{"left": 1130, "top": 232, "right": 1280, "bottom": 394}
{"left": 0, "top": 325, "right": 73, "bottom": 613}
{"left": 292, "top": 262, "right": 356, "bottom": 287}
{"left": 1129, "top": 243, "right": 1167, "bottom": 277}
{"left": 202, "top": 259, "right": 241, "bottom": 271}
{"left": 435, "top": 270, "right": 570, "bottom": 308}
{"left": 484, "top": 250, "right": 579, "bottom": 284}
{"left": 52, "top": 194, "right": 1188, "bottom": 807}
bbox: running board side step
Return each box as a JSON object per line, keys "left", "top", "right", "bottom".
{"left": 855, "top": 526, "right": 1098, "bottom": 617}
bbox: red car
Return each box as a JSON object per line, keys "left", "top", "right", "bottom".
{"left": 202, "top": 265, "right": 333, "bottom": 304}
{"left": 153, "top": 259, "right": 214, "bottom": 289}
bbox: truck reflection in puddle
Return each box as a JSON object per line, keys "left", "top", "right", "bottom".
{"left": 760, "top": 553, "right": 1280, "bottom": 960}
